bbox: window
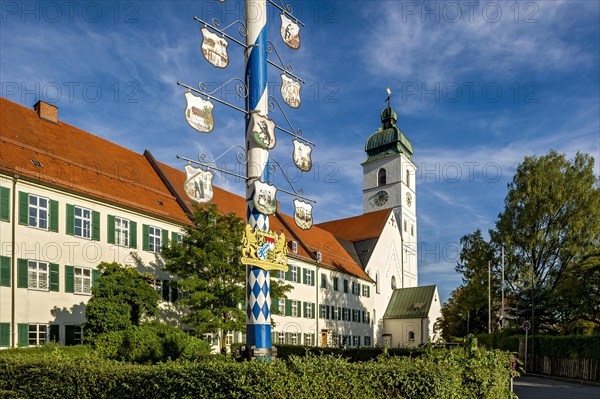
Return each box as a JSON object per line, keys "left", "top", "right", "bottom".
{"left": 364, "top": 336, "right": 371, "bottom": 346}
{"left": 291, "top": 240, "right": 298, "bottom": 253}
{"left": 291, "top": 266, "right": 298, "bottom": 283}
{"left": 28, "top": 194, "right": 48, "bottom": 229}
{"left": 352, "top": 309, "right": 358, "bottom": 322}
{"left": 65, "top": 325, "right": 82, "bottom": 346}
{"left": 333, "top": 276, "right": 339, "bottom": 291}
{"left": 74, "top": 206, "right": 92, "bottom": 238}
{"left": 305, "top": 302, "right": 313, "bottom": 319}
{"left": 291, "top": 300, "right": 299, "bottom": 317}
{"left": 149, "top": 226, "right": 162, "bottom": 253}
{"left": 203, "top": 333, "right": 215, "bottom": 345}
{"left": 362, "top": 284, "right": 370, "bottom": 297}
{"left": 403, "top": 220, "right": 407, "bottom": 232}
{"left": 28, "top": 260, "right": 49, "bottom": 290}
{"left": 321, "top": 273, "right": 327, "bottom": 288}
{"left": 343, "top": 279, "right": 349, "bottom": 293}
{"left": 0, "top": 187, "right": 10, "bottom": 222}
{"left": 277, "top": 270, "right": 285, "bottom": 279}
{"left": 74, "top": 267, "right": 92, "bottom": 294}
{"left": 332, "top": 307, "right": 339, "bottom": 320}
{"left": 378, "top": 168, "right": 387, "bottom": 186}
{"left": 291, "top": 332, "right": 298, "bottom": 345}
{"left": 225, "top": 332, "right": 234, "bottom": 346}
{"left": 342, "top": 308, "right": 349, "bottom": 321}
{"left": 320, "top": 304, "right": 326, "bottom": 319}
{"left": 406, "top": 169, "right": 410, "bottom": 188}
{"left": 408, "top": 331, "right": 415, "bottom": 341}
{"left": 278, "top": 300, "right": 285, "bottom": 315}
{"left": 305, "top": 268, "right": 312, "bottom": 286}
{"left": 353, "top": 336, "right": 360, "bottom": 347}
{"left": 115, "top": 217, "right": 130, "bottom": 247}
{"left": 411, "top": 224, "right": 414, "bottom": 236}
{"left": 304, "top": 333, "right": 313, "bottom": 346}
{"left": 332, "top": 333, "right": 339, "bottom": 347}
{"left": 29, "top": 324, "right": 47, "bottom": 346}
{"left": 352, "top": 282, "right": 360, "bottom": 295}
{"left": 391, "top": 276, "right": 397, "bottom": 290}
{"left": 278, "top": 332, "right": 285, "bottom": 345}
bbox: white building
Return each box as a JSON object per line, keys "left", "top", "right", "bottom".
{"left": 0, "top": 98, "right": 438, "bottom": 350}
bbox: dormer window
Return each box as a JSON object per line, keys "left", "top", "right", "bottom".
{"left": 31, "top": 159, "right": 43, "bottom": 167}
{"left": 378, "top": 168, "right": 387, "bottom": 186}
{"left": 291, "top": 240, "right": 298, "bottom": 254}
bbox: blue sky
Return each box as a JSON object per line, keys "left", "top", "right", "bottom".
{"left": 1, "top": 1, "right": 599, "bottom": 303}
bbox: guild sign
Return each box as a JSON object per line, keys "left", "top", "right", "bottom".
{"left": 280, "top": 13, "right": 300, "bottom": 50}
{"left": 253, "top": 180, "right": 277, "bottom": 215}
{"left": 241, "top": 224, "right": 288, "bottom": 272}
{"left": 201, "top": 27, "right": 229, "bottom": 68}
{"left": 292, "top": 139, "right": 312, "bottom": 172}
{"left": 183, "top": 164, "right": 214, "bottom": 203}
{"left": 184, "top": 92, "right": 215, "bottom": 133}
{"left": 293, "top": 199, "right": 313, "bottom": 230}
{"left": 280, "top": 74, "right": 301, "bottom": 108}
{"left": 248, "top": 113, "right": 276, "bottom": 150}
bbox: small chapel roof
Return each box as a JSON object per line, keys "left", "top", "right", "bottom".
{"left": 384, "top": 285, "right": 438, "bottom": 319}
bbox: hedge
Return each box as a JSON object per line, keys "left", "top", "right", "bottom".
{"left": 0, "top": 340, "right": 515, "bottom": 399}
{"left": 271, "top": 344, "right": 421, "bottom": 361}
{"left": 476, "top": 332, "right": 600, "bottom": 360}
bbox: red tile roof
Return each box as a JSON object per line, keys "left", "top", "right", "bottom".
{"left": 316, "top": 208, "right": 391, "bottom": 242}
{"left": 1, "top": 98, "right": 371, "bottom": 281}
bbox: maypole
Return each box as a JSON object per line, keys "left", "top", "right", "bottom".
{"left": 244, "top": 0, "right": 272, "bottom": 357}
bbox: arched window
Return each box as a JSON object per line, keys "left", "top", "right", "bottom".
{"left": 378, "top": 168, "right": 387, "bottom": 186}
{"left": 406, "top": 169, "right": 410, "bottom": 189}
{"left": 391, "top": 276, "right": 396, "bottom": 290}
{"left": 411, "top": 224, "right": 414, "bottom": 236}
{"left": 375, "top": 272, "right": 380, "bottom": 294}
{"left": 408, "top": 331, "right": 415, "bottom": 341}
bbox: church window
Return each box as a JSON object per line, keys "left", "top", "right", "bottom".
{"left": 375, "top": 272, "right": 380, "bottom": 294}
{"left": 406, "top": 169, "right": 410, "bottom": 188}
{"left": 391, "top": 276, "right": 396, "bottom": 290}
{"left": 377, "top": 168, "right": 387, "bottom": 186}
{"left": 403, "top": 220, "right": 407, "bottom": 232}
{"left": 411, "top": 224, "right": 414, "bottom": 236}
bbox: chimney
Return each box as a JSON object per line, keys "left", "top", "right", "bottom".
{"left": 34, "top": 101, "right": 58, "bottom": 124}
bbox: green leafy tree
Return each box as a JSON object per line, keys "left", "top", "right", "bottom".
{"left": 492, "top": 151, "right": 600, "bottom": 333}
{"left": 84, "top": 262, "right": 160, "bottom": 343}
{"left": 162, "top": 204, "right": 291, "bottom": 351}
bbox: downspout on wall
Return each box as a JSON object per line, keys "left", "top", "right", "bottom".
{"left": 11, "top": 175, "right": 18, "bottom": 348}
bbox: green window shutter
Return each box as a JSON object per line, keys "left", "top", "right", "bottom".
{"left": 302, "top": 268, "right": 307, "bottom": 284}
{"left": 311, "top": 271, "right": 315, "bottom": 286}
{"left": 285, "top": 299, "right": 292, "bottom": 316}
{"left": 333, "top": 277, "right": 338, "bottom": 291}
{"left": 92, "top": 211, "right": 100, "bottom": 241}
{"left": 161, "top": 229, "right": 169, "bottom": 249}
{"left": 18, "top": 191, "right": 28, "bottom": 225}
{"left": 343, "top": 279, "right": 349, "bottom": 293}
{"left": 321, "top": 273, "right": 326, "bottom": 288}
{"left": 0, "top": 187, "right": 10, "bottom": 222}
{"left": 49, "top": 324, "right": 59, "bottom": 342}
{"left": 49, "top": 200, "right": 59, "bottom": 232}
{"left": 65, "top": 325, "right": 75, "bottom": 346}
{"left": 326, "top": 305, "right": 330, "bottom": 319}
{"left": 273, "top": 298, "right": 279, "bottom": 314}
{"left": 302, "top": 302, "right": 307, "bottom": 318}
{"left": 285, "top": 267, "right": 291, "bottom": 281}
{"left": 357, "top": 283, "right": 361, "bottom": 296}
{"left": 129, "top": 221, "right": 137, "bottom": 248}
{"left": 0, "top": 256, "right": 10, "bottom": 287}
{"left": 337, "top": 307, "right": 342, "bottom": 320}
{"left": 18, "top": 324, "right": 28, "bottom": 347}
{"left": 17, "top": 258, "right": 28, "bottom": 288}
{"left": 142, "top": 224, "right": 149, "bottom": 251}
{"left": 285, "top": 332, "right": 291, "bottom": 344}
{"left": 66, "top": 204, "right": 74, "bottom": 235}
{"left": 171, "top": 231, "right": 179, "bottom": 243}
{"left": 92, "top": 269, "right": 101, "bottom": 288}
{"left": 0, "top": 323, "right": 10, "bottom": 346}
{"left": 311, "top": 303, "right": 315, "bottom": 319}
{"left": 65, "top": 266, "right": 74, "bottom": 293}
{"left": 162, "top": 280, "right": 170, "bottom": 301}
{"left": 49, "top": 263, "right": 59, "bottom": 292}
{"left": 107, "top": 215, "right": 115, "bottom": 244}
{"left": 366, "top": 286, "right": 370, "bottom": 298}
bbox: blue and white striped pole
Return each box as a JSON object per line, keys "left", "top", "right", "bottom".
{"left": 245, "top": 0, "right": 272, "bottom": 357}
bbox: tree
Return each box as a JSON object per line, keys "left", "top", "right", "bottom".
{"left": 162, "top": 203, "right": 290, "bottom": 351}
{"left": 84, "top": 262, "right": 160, "bottom": 343}
{"left": 492, "top": 151, "right": 600, "bottom": 333}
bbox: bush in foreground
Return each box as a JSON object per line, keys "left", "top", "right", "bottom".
{"left": 0, "top": 339, "right": 515, "bottom": 399}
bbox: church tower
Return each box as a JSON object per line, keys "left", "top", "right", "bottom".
{"left": 362, "top": 102, "right": 418, "bottom": 288}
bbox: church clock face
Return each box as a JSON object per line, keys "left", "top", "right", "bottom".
{"left": 374, "top": 190, "right": 389, "bottom": 206}
{"left": 406, "top": 192, "right": 412, "bottom": 207}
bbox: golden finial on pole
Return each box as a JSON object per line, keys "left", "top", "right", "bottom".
{"left": 386, "top": 87, "right": 391, "bottom": 108}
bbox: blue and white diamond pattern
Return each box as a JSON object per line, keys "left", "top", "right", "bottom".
{"left": 247, "top": 267, "right": 271, "bottom": 323}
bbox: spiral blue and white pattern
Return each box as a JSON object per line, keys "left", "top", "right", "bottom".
{"left": 245, "top": 0, "right": 271, "bottom": 353}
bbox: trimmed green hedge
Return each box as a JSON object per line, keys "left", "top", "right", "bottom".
{"left": 476, "top": 333, "right": 600, "bottom": 360}
{"left": 273, "top": 344, "right": 421, "bottom": 361}
{"left": 0, "top": 340, "right": 515, "bottom": 399}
